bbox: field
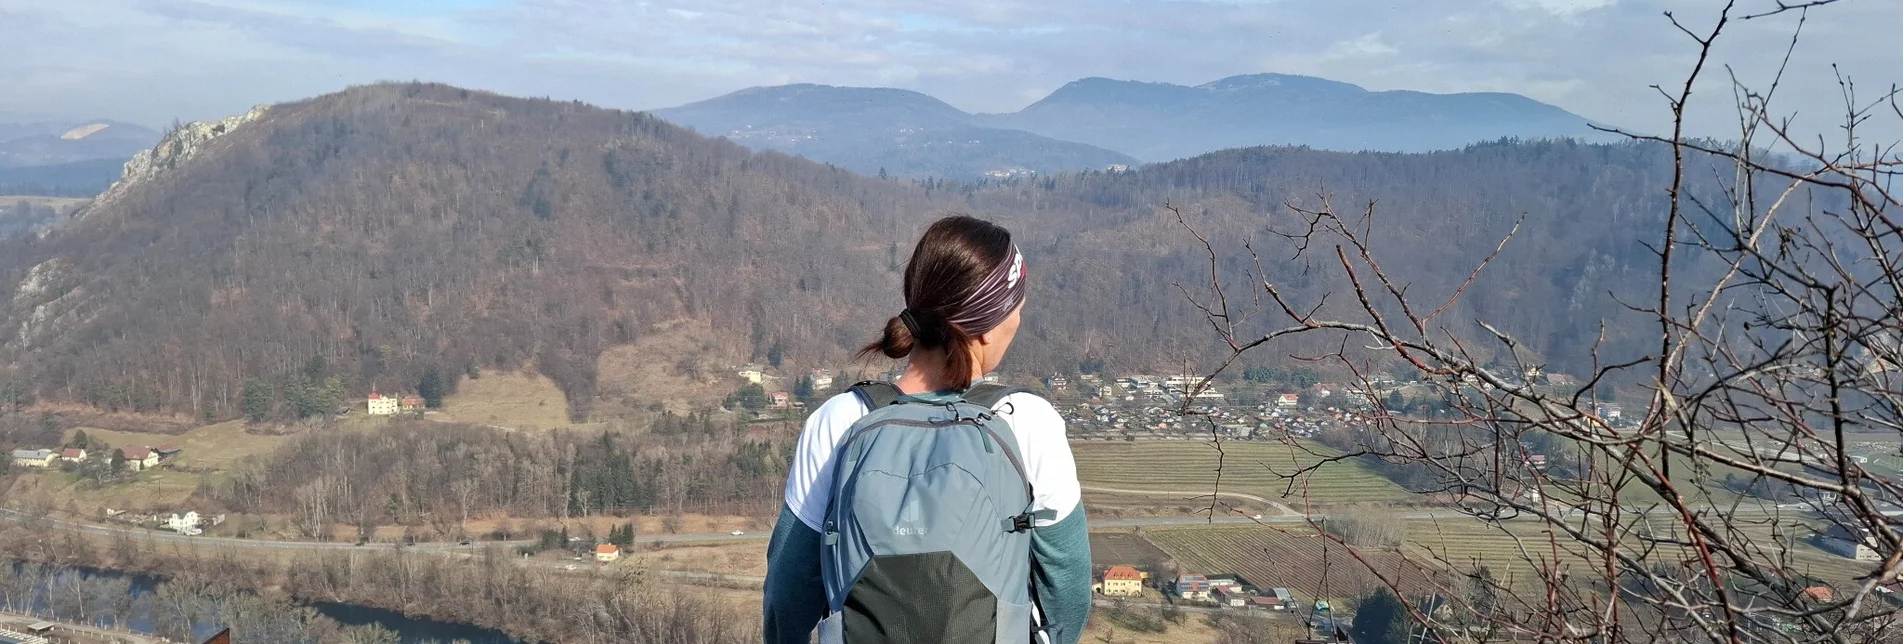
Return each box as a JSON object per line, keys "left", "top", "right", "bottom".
{"left": 628, "top": 541, "right": 769, "bottom": 578}
{"left": 1142, "top": 525, "right": 1439, "bottom": 604}
{"left": 1404, "top": 515, "right": 1872, "bottom": 588}
{"left": 1072, "top": 440, "right": 1408, "bottom": 506}
{"left": 1092, "top": 530, "right": 1172, "bottom": 567}
{"left": 5, "top": 420, "right": 296, "bottom": 514}
{"left": 594, "top": 320, "right": 746, "bottom": 417}
{"left": 1141, "top": 514, "right": 1877, "bottom": 609}
{"left": 432, "top": 370, "right": 573, "bottom": 430}
{"left": 65, "top": 420, "right": 286, "bottom": 472}
{"left": 1080, "top": 612, "right": 1233, "bottom": 644}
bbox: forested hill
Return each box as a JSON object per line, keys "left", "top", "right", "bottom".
{"left": 0, "top": 82, "right": 1700, "bottom": 423}
{"left": 0, "top": 83, "right": 947, "bottom": 421}
{"left": 976, "top": 141, "right": 1697, "bottom": 381}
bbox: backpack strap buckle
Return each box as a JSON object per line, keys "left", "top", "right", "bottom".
{"left": 1001, "top": 509, "right": 1056, "bottom": 533}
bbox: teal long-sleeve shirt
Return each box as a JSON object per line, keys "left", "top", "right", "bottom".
{"left": 763, "top": 502, "right": 1093, "bottom": 644}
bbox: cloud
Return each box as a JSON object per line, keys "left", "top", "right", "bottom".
{"left": 0, "top": 0, "right": 1896, "bottom": 145}
{"left": 1500, "top": 0, "right": 1621, "bottom": 17}
{"left": 1320, "top": 33, "right": 1401, "bottom": 62}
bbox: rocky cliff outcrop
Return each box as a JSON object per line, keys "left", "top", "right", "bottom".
{"left": 10, "top": 258, "right": 90, "bottom": 350}
{"left": 85, "top": 106, "right": 270, "bottom": 214}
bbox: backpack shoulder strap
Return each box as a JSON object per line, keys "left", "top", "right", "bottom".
{"left": 963, "top": 383, "right": 1029, "bottom": 409}
{"left": 848, "top": 381, "right": 902, "bottom": 410}
{"left": 961, "top": 383, "right": 1058, "bottom": 532}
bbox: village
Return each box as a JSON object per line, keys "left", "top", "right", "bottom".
{"left": 727, "top": 362, "right": 1628, "bottom": 444}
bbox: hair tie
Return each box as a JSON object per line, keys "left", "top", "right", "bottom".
{"left": 898, "top": 309, "right": 923, "bottom": 338}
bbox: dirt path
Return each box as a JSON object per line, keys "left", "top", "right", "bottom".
{"left": 1082, "top": 485, "right": 1300, "bottom": 517}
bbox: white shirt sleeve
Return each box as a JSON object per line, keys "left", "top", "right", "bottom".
{"left": 995, "top": 392, "right": 1082, "bottom": 526}
{"left": 784, "top": 392, "right": 870, "bottom": 530}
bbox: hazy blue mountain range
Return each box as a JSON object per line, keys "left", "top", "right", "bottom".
{"left": 652, "top": 84, "right": 1137, "bottom": 178}
{"left": 0, "top": 119, "right": 158, "bottom": 168}
{"left": 0, "top": 158, "right": 128, "bottom": 197}
{"left": 657, "top": 74, "right": 1608, "bottom": 174}
{"left": 0, "top": 119, "right": 157, "bottom": 196}
{"left": 981, "top": 74, "right": 1609, "bottom": 161}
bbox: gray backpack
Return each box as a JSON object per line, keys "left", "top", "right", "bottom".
{"left": 817, "top": 382, "right": 1054, "bottom": 644}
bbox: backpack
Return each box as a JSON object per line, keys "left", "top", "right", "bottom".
{"left": 816, "top": 381, "right": 1055, "bottom": 644}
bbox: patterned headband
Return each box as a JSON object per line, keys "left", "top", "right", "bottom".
{"left": 943, "top": 245, "right": 1026, "bottom": 336}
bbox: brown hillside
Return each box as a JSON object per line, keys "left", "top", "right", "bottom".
{"left": 0, "top": 83, "right": 942, "bottom": 421}
{"left": 0, "top": 82, "right": 1729, "bottom": 422}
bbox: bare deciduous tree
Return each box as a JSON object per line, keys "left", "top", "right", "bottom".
{"left": 1178, "top": 2, "right": 1903, "bottom": 641}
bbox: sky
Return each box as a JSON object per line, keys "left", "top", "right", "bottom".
{"left": 2, "top": 0, "right": 1900, "bottom": 145}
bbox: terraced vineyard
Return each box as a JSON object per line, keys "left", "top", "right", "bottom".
{"left": 1144, "top": 511, "right": 1877, "bottom": 603}
{"left": 1404, "top": 516, "right": 1873, "bottom": 589}
{"left": 1072, "top": 440, "right": 1408, "bottom": 505}
{"left": 1402, "top": 517, "right": 1593, "bottom": 588}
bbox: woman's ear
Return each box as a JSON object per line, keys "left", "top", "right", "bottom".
{"left": 972, "top": 330, "right": 995, "bottom": 346}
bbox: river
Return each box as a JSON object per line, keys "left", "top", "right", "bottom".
{"left": 4, "top": 563, "right": 524, "bottom": 643}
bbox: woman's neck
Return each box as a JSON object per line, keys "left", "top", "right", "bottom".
{"left": 895, "top": 349, "right": 981, "bottom": 394}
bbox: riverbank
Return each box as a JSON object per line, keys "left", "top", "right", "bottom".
{"left": 0, "top": 516, "right": 755, "bottom": 644}
{"left": 3, "top": 561, "right": 523, "bottom": 644}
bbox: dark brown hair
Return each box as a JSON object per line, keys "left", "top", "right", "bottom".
{"left": 859, "top": 215, "right": 1015, "bottom": 390}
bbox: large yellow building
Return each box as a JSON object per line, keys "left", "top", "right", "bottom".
{"left": 1095, "top": 565, "right": 1145, "bottom": 597}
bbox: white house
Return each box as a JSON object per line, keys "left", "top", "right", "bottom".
{"left": 737, "top": 365, "right": 765, "bottom": 385}
{"left": 166, "top": 511, "right": 202, "bottom": 535}
{"left": 809, "top": 369, "right": 834, "bottom": 391}
{"left": 1596, "top": 404, "right": 1624, "bottom": 421}
{"left": 366, "top": 386, "right": 399, "bottom": 416}
{"left": 122, "top": 446, "right": 160, "bottom": 471}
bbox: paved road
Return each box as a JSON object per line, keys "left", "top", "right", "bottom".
{"left": 1, "top": 504, "right": 1459, "bottom": 553}
{"left": 0, "top": 507, "right": 768, "bottom": 551}
{"left": 9, "top": 500, "right": 1839, "bottom": 576}
{"left": 1083, "top": 485, "right": 1300, "bottom": 516}
{"left": 0, "top": 501, "right": 1518, "bottom": 560}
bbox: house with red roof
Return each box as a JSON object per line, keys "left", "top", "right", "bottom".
{"left": 1094, "top": 565, "right": 1145, "bottom": 597}
{"left": 122, "top": 446, "right": 159, "bottom": 471}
